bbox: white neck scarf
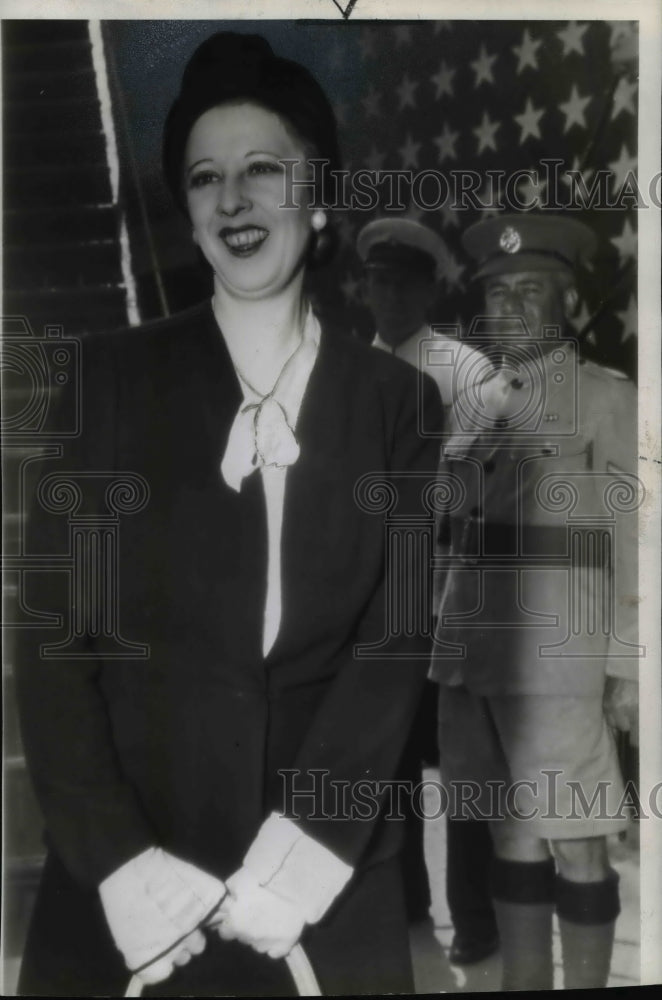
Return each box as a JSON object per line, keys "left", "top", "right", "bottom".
{"left": 220, "top": 308, "right": 321, "bottom": 492}
{"left": 220, "top": 307, "right": 321, "bottom": 656}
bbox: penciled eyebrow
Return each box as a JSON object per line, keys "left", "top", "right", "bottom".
{"left": 186, "top": 151, "right": 281, "bottom": 175}
{"left": 187, "top": 159, "right": 213, "bottom": 175}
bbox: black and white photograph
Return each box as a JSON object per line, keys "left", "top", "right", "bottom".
{"left": 2, "top": 1, "right": 660, "bottom": 995}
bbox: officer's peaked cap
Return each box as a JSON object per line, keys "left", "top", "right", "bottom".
{"left": 357, "top": 217, "right": 448, "bottom": 281}
{"left": 463, "top": 213, "right": 597, "bottom": 279}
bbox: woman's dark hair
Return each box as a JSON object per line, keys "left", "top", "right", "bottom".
{"left": 162, "top": 31, "right": 342, "bottom": 217}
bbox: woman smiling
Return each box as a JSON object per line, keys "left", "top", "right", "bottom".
{"left": 16, "top": 32, "right": 442, "bottom": 996}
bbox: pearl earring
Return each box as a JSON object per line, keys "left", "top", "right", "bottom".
{"left": 311, "top": 209, "right": 327, "bottom": 232}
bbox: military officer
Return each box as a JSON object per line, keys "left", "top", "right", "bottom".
{"left": 358, "top": 216, "right": 490, "bottom": 412}
{"left": 357, "top": 216, "right": 499, "bottom": 959}
{"left": 432, "top": 213, "right": 639, "bottom": 991}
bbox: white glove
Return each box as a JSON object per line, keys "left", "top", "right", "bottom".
{"left": 215, "top": 866, "right": 306, "bottom": 960}
{"left": 99, "top": 847, "right": 226, "bottom": 985}
{"left": 241, "top": 813, "right": 353, "bottom": 924}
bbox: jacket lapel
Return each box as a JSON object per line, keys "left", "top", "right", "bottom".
{"left": 269, "top": 329, "right": 355, "bottom": 659}
{"left": 169, "top": 302, "right": 268, "bottom": 664}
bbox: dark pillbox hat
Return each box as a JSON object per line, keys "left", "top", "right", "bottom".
{"left": 462, "top": 213, "right": 597, "bottom": 279}
{"left": 162, "top": 32, "right": 342, "bottom": 209}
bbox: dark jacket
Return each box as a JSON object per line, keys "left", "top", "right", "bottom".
{"left": 15, "top": 300, "right": 442, "bottom": 990}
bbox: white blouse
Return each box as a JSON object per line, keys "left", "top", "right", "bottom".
{"left": 217, "top": 310, "right": 353, "bottom": 919}
{"left": 220, "top": 307, "right": 321, "bottom": 656}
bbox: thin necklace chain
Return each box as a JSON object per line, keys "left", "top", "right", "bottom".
{"left": 235, "top": 333, "right": 305, "bottom": 404}
{"left": 213, "top": 295, "right": 306, "bottom": 402}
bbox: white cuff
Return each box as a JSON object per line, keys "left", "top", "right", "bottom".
{"left": 242, "top": 813, "right": 353, "bottom": 924}
{"left": 99, "top": 847, "right": 225, "bottom": 975}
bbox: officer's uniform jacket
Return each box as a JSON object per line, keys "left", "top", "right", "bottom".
{"left": 432, "top": 338, "right": 639, "bottom": 696}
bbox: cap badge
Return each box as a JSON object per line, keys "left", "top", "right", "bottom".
{"left": 499, "top": 225, "right": 521, "bottom": 254}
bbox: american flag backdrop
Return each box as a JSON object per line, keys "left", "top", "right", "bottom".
{"left": 109, "top": 19, "right": 639, "bottom": 379}
{"left": 316, "top": 19, "right": 638, "bottom": 378}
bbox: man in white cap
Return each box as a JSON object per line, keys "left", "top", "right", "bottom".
{"left": 357, "top": 216, "right": 498, "bottom": 956}
{"left": 433, "top": 213, "right": 639, "bottom": 991}
{"left": 357, "top": 216, "right": 489, "bottom": 413}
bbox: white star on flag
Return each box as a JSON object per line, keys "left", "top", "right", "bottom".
{"left": 397, "top": 74, "right": 419, "bottom": 111}
{"left": 561, "top": 156, "right": 595, "bottom": 193}
{"left": 608, "top": 144, "right": 637, "bottom": 193}
{"left": 444, "top": 251, "right": 466, "bottom": 290}
{"left": 556, "top": 21, "right": 589, "bottom": 57}
{"left": 470, "top": 45, "right": 497, "bottom": 87}
{"left": 365, "top": 144, "right": 386, "bottom": 172}
{"left": 430, "top": 60, "right": 455, "bottom": 100}
{"left": 433, "top": 122, "right": 459, "bottom": 162}
{"left": 402, "top": 203, "right": 427, "bottom": 224}
{"left": 439, "top": 201, "right": 460, "bottom": 230}
{"left": 569, "top": 300, "right": 592, "bottom": 336}
{"left": 399, "top": 133, "right": 421, "bottom": 169}
{"left": 559, "top": 84, "right": 591, "bottom": 132}
{"left": 513, "top": 28, "right": 542, "bottom": 73}
{"left": 610, "top": 218, "right": 637, "bottom": 259}
{"left": 608, "top": 21, "right": 637, "bottom": 71}
{"left": 362, "top": 86, "right": 381, "bottom": 118}
{"left": 473, "top": 111, "right": 500, "bottom": 154}
{"left": 514, "top": 97, "right": 545, "bottom": 143}
{"left": 609, "top": 21, "right": 636, "bottom": 49}
{"left": 616, "top": 294, "right": 637, "bottom": 342}
{"left": 611, "top": 76, "right": 637, "bottom": 120}
{"left": 517, "top": 171, "right": 547, "bottom": 208}
{"left": 477, "top": 176, "right": 502, "bottom": 217}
